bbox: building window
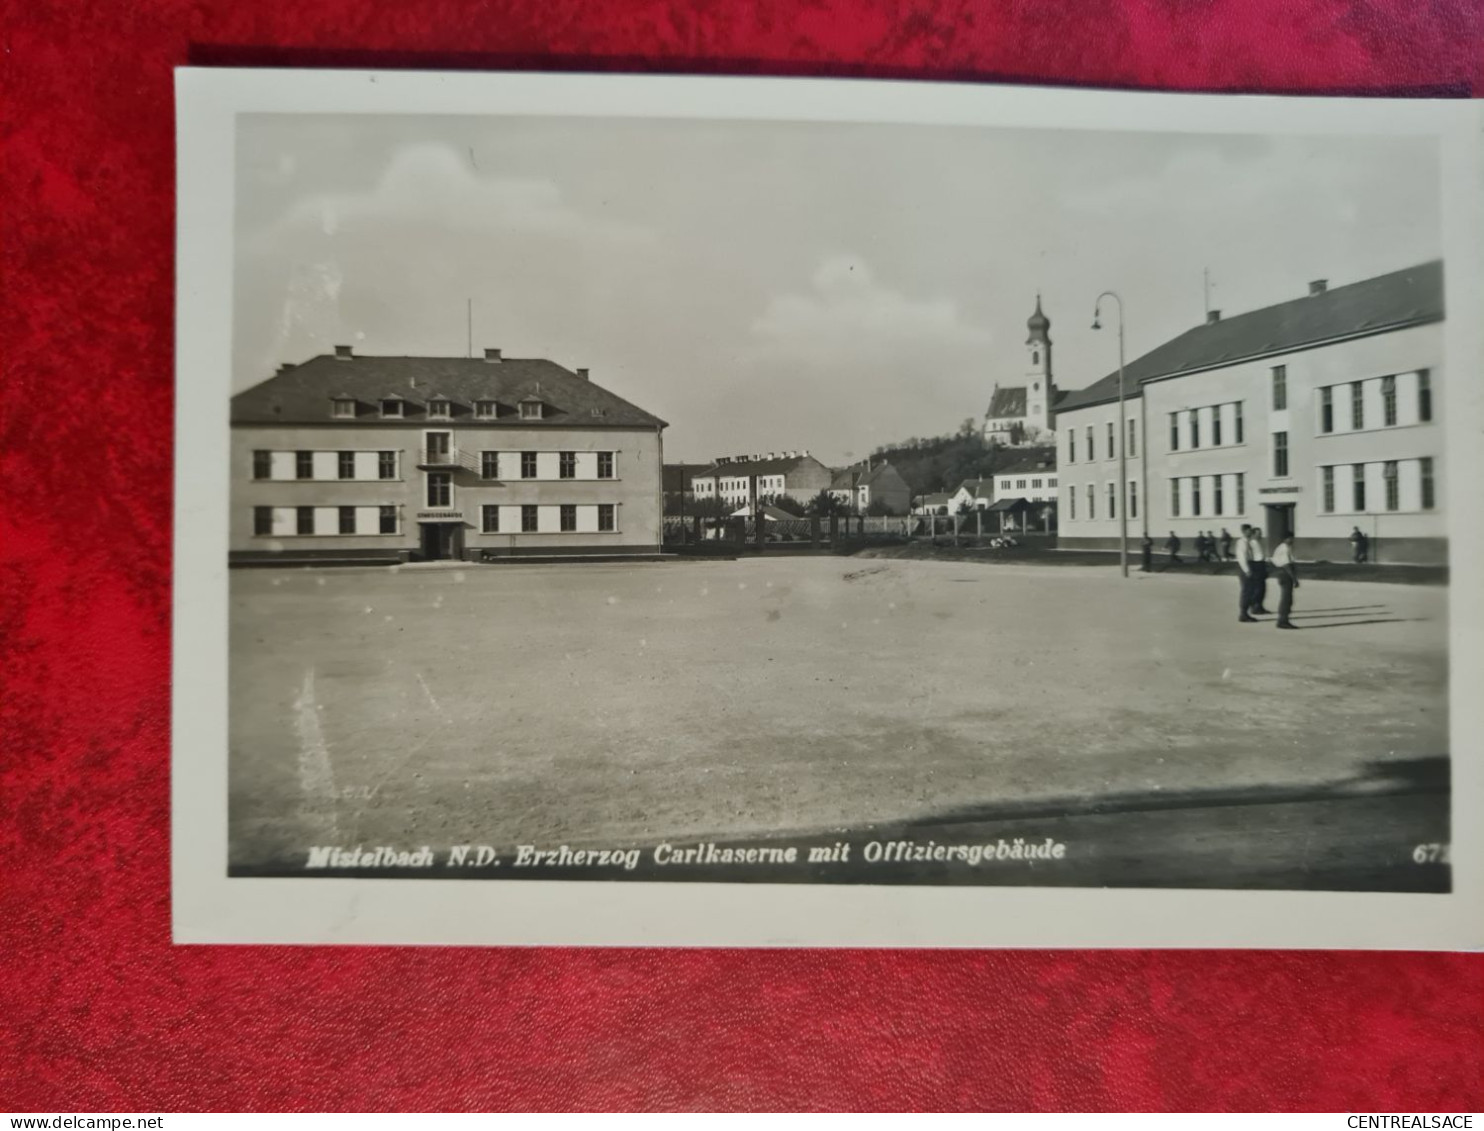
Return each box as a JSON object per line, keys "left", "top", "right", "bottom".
{"left": 426, "top": 473, "right": 451, "bottom": 508}
{"left": 1382, "top": 375, "right": 1397, "bottom": 426}
{"left": 1190, "top": 411, "right": 1200, "bottom": 450}
{"left": 379, "top": 505, "right": 397, "bottom": 534}
{"left": 428, "top": 399, "right": 451, "bottom": 420}
{"left": 1384, "top": 461, "right": 1399, "bottom": 511}
{"left": 1031, "top": 478, "right": 1042, "bottom": 489}
{"left": 1087, "top": 484, "right": 1095, "bottom": 520}
{"left": 1128, "top": 480, "right": 1138, "bottom": 519}
{"left": 332, "top": 398, "right": 355, "bottom": 419}
{"left": 475, "top": 399, "right": 497, "bottom": 419}
{"left": 1272, "top": 365, "right": 1287, "bottom": 410}
{"left": 1106, "top": 422, "right": 1114, "bottom": 459}
{"left": 1321, "top": 387, "right": 1334, "bottom": 434}
{"left": 1420, "top": 457, "right": 1435, "bottom": 509}
{"left": 338, "top": 452, "right": 355, "bottom": 480}
{"left": 1127, "top": 418, "right": 1137, "bottom": 458}
{"left": 378, "top": 451, "right": 397, "bottom": 480}
{"left": 481, "top": 452, "right": 499, "bottom": 480}
{"left": 1069, "top": 486, "right": 1076, "bottom": 520}
{"left": 338, "top": 506, "right": 355, "bottom": 535}
{"left": 1353, "top": 464, "right": 1366, "bottom": 512}
{"left": 560, "top": 504, "right": 577, "bottom": 532}
{"left": 1169, "top": 414, "right": 1180, "bottom": 452}
{"left": 1211, "top": 410, "right": 1222, "bottom": 447}
{"left": 253, "top": 450, "right": 271, "bottom": 480}
{"left": 520, "top": 401, "right": 543, "bottom": 420}
{"left": 1418, "top": 369, "right": 1432, "bottom": 421}
{"left": 1085, "top": 427, "right": 1093, "bottom": 461}
{"left": 1068, "top": 431, "right": 1076, "bottom": 463}
{"left": 1170, "top": 479, "right": 1180, "bottom": 518}
{"left": 1351, "top": 382, "right": 1365, "bottom": 430}
{"left": 1273, "top": 432, "right": 1289, "bottom": 478}
{"left": 597, "top": 451, "right": 615, "bottom": 479}
{"left": 559, "top": 452, "right": 576, "bottom": 479}
{"left": 1191, "top": 477, "right": 1202, "bottom": 517}
{"left": 1214, "top": 477, "right": 1224, "bottom": 516}
{"left": 1236, "top": 473, "right": 1245, "bottom": 514}
{"left": 1106, "top": 481, "right": 1116, "bottom": 519}
{"left": 482, "top": 505, "right": 500, "bottom": 534}
{"left": 380, "top": 398, "right": 404, "bottom": 418}
{"left": 521, "top": 505, "right": 538, "bottom": 532}
{"left": 521, "top": 452, "right": 537, "bottom": 479}
{"left": 253, "top": 506, "right": 272, "bottom": 536}
{"left": 598, "top": 504, "right": 616, "bottom": 532}
{"left": 1322, "top": 466, "right": 1335, "bottom": 513}
{"left": 1235, "top": 402, "right": 1244, "bottom": 444}
{"left": 1048, "top": 477, "right": 1057, "bottom": 488}
{"left": 296, "top": 451, "right": 313, "bottom": 480}
{"left": 296, "top": 506, "right": 314, "bottom": 535}
{"left": 1016, "top": 479, "right": 1027, "bottom": 489}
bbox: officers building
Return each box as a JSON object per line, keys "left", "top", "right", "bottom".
{"left": 230, "top": 346, "right": 667, "bottom": 563}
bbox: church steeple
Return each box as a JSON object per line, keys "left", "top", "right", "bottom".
{"left": 1026, "top": 293, "right": 1051, "bottom": 345}
{"left": 1025, "top": 294, "right": 1053, "bottom": 433}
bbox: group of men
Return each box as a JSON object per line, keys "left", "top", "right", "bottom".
{"left": 1140, "top": 525, "right": 1300, "bottom": 629}
{"left": 1234, "top": 524, "right": 1299, "bottom": 629}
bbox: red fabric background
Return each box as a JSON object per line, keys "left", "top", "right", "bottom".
{"left": 2, "top": 0, "right": 1481, "bottom": 1112}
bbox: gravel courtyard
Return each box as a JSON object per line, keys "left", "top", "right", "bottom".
{"left": 227, "top": 557, "right": 1448, "bottom": 875}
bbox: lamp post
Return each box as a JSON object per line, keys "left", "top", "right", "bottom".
{"left": 1092, "top": 291, "right": 1129, "bottom": 578}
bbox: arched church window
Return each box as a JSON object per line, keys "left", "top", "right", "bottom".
{"left": 1032, "top": 350, "right": 1040, "bottom": 365}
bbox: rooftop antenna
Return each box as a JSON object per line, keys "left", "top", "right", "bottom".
{"left": 466, "top": 298, "right": 472, "bottom": 358}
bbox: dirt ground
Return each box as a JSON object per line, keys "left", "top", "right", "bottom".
{"left": 227, "top": 557, "right": 1448, "bottom": 879}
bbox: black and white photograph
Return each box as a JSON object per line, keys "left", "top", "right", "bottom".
{"left": 173, "top": 71, "right": 1484, "bottom": 947}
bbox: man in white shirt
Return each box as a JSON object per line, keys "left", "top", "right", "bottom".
{"left": 1247, "top": 526, "right": 1271, "bottom": 616}
{"left": 1271, "top": 534, "right": 1300, "bottom": 629}
{"left": 1236, "top": 524, "right": 1257, "bottom": 622}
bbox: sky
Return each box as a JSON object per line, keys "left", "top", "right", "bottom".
{"left": 234, "top": 114, "right": 1441, "bottom": 466}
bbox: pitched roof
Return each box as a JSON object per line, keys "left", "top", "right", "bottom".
{"left": 986, "top": 385, "right": 1027, "bottom": 418}
{"left": 1055, "top": 260, "right": 1443, "bottom": 414}
{"left": 830, "top": 459, "right": 902, "bottom": 490}
{"left": 231, "top": 354, "right": 667, "bottom": 428}
{"left": 956, "top": 478, "right": 994, "bottom": 498}
{"left": 696, "top": 453, "right": 826, "bottom": 479}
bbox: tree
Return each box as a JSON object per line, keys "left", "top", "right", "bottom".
{"left": 865, "top": 498, "right": 895, "bottom": 517}
{"left": 807, "top": 489, "right": 850, "bottom": 516}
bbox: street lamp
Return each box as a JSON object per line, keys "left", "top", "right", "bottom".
{"left": 1092, "top": 291, "right": 1129, "bottom": 579}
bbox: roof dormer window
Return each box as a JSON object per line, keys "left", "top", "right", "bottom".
{"left": 379, "top": 398, "right": 405, "bottom": 419}
{"left": 519, "top": 397, "right": 545, "bottom": 421}
{"left": 475, "top": 399, "right": 498, "bottom": 419}
{"left": 331, "top": 397, "right": 356, "bottom": 419}
{"left": 427, "top": 397, "right": 451, "bottom": 419}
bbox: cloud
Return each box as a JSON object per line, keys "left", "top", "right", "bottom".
{"left": 749, "top": 255, "right": 993, "bottom": 363}
{"left": 256, "top": 142, "right": 650, "bottom": 246}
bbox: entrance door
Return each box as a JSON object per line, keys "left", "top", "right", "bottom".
{"left": 419, "top": 523, "right": 461, "bottom": 560}
{"left": 1263, "top": 503, "right": 1295, "bottom": 546}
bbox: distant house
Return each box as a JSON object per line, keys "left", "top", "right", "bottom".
{"left": 829, "top": 459, "right": 911, "bottom": 515}
{"left": 991, "top": 451, "right": 1059, "bottom": 505}
{"left": 912, "top": 492, "right": 954, "bottom": 516}
{"left": 949, "top": 478, "right": 995, "bottom": 512}
{"left": 691, "top": 451, "right": 834, "bottom": 508}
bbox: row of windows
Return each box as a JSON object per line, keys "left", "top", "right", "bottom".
{"left": 252, "top": 503, "right": 620, "bottom": 537}
{"left": 1169, "top": 474, "right": 1246, "bottom": 519}
{"left": 255, "top": 505, "right": 401, "bottom": 537}
{"left": 332, "top": 397, "right": 546, "bottom": 421}
{"left": 1066, "top": 420, "right": 1137, "bottom": 464}
{"left": 252, "top": 449, "right": 616, "bottom": 482}
{"left": 1066, "top": 481, "right": 1139, "bottom": 521}
{"left": 1317, "top": 370, "right": 1432, "bottom": 434}
{"left": 479, "top": 504, "right": 617, "bottom": 533}
{"left": 1169, "top": 402, "right": 1245, "bottom": 452}
{"left": 1319, "top": 459, "right": 1436, "bottom": 514}
{"left": 999, "top": 477, "right": 1058, "bottom": 490}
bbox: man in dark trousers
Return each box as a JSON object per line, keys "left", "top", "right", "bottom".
{"left": 1140, "top": 532, "right": 1153, "bottom": 573}
{"left": 1163, "top": 530, "right": 1183, "bottom": 569}
{"left": 1350, "top": 525, "right": 1369, "bottom": 564}
{"left": 1272, "top": 533, "right": 1300, "bottom": 629}
{"left": 1246, "top": 525, "right": 1272, "bottom": 615}
{"left": 1235, "top": 524, "right": 1257, "bottom": 622}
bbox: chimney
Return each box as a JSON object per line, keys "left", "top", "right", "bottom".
{"left": 277, "top": 363, "right": 293, "bottom": 374}
{"left": 1206, "top": 310, "right": 1221, "bottom": 324}
{"left": 575, "top": 367, "right": 589, "bottom": 380}
{"left": 484, "top": 348, "right": 502, "bottom": 362}
{"left": 334, "top": 345, "right": 353, "bottom": 360}
{"left": 1309, "top": 279, "right": 1328, "bottom": 296}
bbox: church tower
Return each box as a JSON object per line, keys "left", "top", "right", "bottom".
{"left": 1025, "top": 294, "right": 1053, "bottom": 433}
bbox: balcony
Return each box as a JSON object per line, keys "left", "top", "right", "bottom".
{"left": 417, "top": 446, "right": 479, "bottom": 472}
